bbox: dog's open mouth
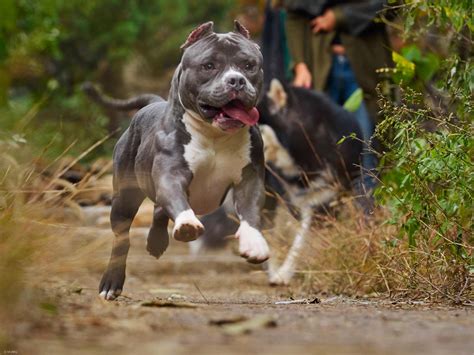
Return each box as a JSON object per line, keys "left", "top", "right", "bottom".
{"left": 199, "top": 100, "right": 259, "bottom": 130}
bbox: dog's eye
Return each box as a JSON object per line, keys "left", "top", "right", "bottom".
{"left": 202, "top": 63, "right": 215, "bottom": 71}
{"left": 244, "top": 62, "right": 255, "bottom": 71}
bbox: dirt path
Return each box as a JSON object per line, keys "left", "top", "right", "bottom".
{"left": 17, "top": 213, "right": 474, "bottom": 355}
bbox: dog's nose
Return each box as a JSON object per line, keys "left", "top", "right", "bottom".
{"left": 226, "top": 74, "right": 246, "bottom": 91}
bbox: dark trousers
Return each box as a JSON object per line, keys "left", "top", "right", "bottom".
{"left": 326, "top": 54, "right": 377, "bottom": 211}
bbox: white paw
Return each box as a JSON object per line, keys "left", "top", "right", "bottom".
{"left": 236, "top": 221, "right": 270, "bottom": 264}
{"left": 99, "top": 289, "right": 122, "bottom": 300}
{"left": 173, "top": 209, "right": 204, "bottom": 242}
{"left": 268, "top": 268, "right": 293, "bottom": 286}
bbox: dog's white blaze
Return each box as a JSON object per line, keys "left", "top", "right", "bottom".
{"left": 222, "top": 68, "right": 242, "bottom": 80}
{"left": 236, "top": 221, "right": 269, "bottom": 261}
{"left": 222, "top": 68, "right": 253, "bottom": 92}
{"left": 182, "top": 111, "right": 251, "bottom": 215}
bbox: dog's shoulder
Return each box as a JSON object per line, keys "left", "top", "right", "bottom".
{"left": 130, "top": 101, "right": 167, "bottom": 129}
{"left": 125, "top": 101, "right": 176, "bottom": 145}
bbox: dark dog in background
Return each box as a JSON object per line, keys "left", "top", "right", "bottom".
{"left": 197, "top": 78, "right": 364, "bottom": 285}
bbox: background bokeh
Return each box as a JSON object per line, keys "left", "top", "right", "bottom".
{"left": 0, "top": 0, "right": 265, "bottom": 157}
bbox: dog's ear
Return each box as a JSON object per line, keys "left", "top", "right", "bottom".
{"left": 233, "top": 20, "right": 250, "bottom": 39}
{"left": 267, "top": 79, "right": 287, "bottom": 113}
{"left": 181, "top": 22, "right": 214, "bottom": 50}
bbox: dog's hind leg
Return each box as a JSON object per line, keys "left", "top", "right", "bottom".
{"left": 99, "top": 187, "right": 144, "bottom": 300}
{"left": 146, "top": 206, "right": 169, "bottom": 258}
{"left": 268, "top": 207, "right": 312, "bottom": 286}
{"left": 269, "top": 187, "right": 337, "bottom": 286}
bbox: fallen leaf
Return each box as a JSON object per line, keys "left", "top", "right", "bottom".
{"left": 167, "top": 293, "right": 187, "bottom": 300}
{"left": 140, "top": 300, "right": 198, "bottom": 308}
{"left": 71, "top": 287, "right": 83, "bottom": 294}
{"left": 39, "top": 302, "right": 58, "bottom": 315}
{"left": 221, "top": 315, "right": 277, "bottom": 335}
{"left": 209, "top": 315, "right": 248, "bottom": 326}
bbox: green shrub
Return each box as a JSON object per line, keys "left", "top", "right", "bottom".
{"left": 375, "top": 0, "right": 473, "bottom": 294}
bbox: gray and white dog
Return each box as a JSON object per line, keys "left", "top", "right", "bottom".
{"left": 98, "top": 21, "right": 270, "bottom": 300}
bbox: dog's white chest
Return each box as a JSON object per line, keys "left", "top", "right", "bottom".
{"left": 182, "top": 112, "right": 251, "bottom": 215}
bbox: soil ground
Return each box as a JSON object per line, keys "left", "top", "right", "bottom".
{"left": 14, "top": 210, "right": 474, "bottom": 355}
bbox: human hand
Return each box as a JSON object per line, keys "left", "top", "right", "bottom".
{"left": 311, "top": 9, "right": 336, "bottom": 33}
{"left": 293, "top": 63, "right": 312, "bottom": 89}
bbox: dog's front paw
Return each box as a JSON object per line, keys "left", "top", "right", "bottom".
{"left": 99, "top": 266, "right": 125, "bottom": 300}
{"left": 236, "top": 222, "right": 270, "bottom": 264}
{"left": 173, "top": 209, "right": 204, "bottom": 242}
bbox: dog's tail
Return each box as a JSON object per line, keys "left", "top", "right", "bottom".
{"left": 81, "top": 82, "right": 164, "bottom": 111}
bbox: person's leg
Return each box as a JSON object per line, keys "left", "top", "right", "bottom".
{"left": 351, "top": 101, "right": 377, "bottom": 193}
{"left": 326, "top": 55, "right": 345, "bottom": 105}
{"left": 341, "top": 61, "right": 374, "bottom": 142}
{"left": 341, "top": 60, "right": 378, "bottom": 213}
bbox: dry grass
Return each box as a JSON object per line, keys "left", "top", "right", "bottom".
{"left": 268, "top": 200, "right": 472, "bottom": 303}
{"left": 1, "top": 138, "right": 472, "bottom": 349}
{"left": 0, "top": 138, "right": 109, "bottom": 348}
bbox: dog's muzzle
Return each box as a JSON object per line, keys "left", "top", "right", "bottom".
{"left": 198, "top": 98, "right": 260, "bottom": 132}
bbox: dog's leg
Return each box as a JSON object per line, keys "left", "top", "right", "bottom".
{"left": 268, "top": 207, "right": 312, "bottom": 286}
{"left": 146, "top": 206, "right": 169, "bottom": 258}
{"left": 188, "top": 195, "right": 239, "bottom": 256}
{"left": 99, "top": 188, "right": 144, "bottom": 300}
{"left": 233, "top": 164, "right": 270, "bottom": 264}
{"left": 269, "top": 188, "right": 337, "bottom": 286}
{"left": 154, "top": 169, "right": 204, "bottom": 242}
{"left": 172, "top": 209, "right": 204, "bottom": 242}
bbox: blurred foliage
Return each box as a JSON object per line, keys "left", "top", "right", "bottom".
{"left": 376, "top": 0, "right": 473, "bottom": 283}
{"left": 343, "top": 88, "right": 363, "bottom": 112}
{"left": 0, "top": 0, "right": 246, "bottom": 158}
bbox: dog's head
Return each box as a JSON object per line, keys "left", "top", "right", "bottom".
{"left": 174, "top": 21, "right": 263, "bottom": 133}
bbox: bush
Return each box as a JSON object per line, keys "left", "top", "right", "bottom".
{"left": 373, "top": 0, "right": 473, "bottom": 298}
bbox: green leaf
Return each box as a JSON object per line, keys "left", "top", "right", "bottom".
{"left": 343, "top": 88, "right": 363, "bottom": 113}
{"left": 416, "top": 53, "right": 440, "bottom": 82}
{"left": 401, "top": 45, "right": 422, "bottom": 62}
{"left": 392, "top": 52, "right": 416, "bottom": 83}
{"left": 337, "top": 132, "right": 356, "bottom": 145}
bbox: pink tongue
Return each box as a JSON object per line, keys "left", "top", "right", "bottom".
{"left": 221, "top": 101, "right": 259, "bottom": 126}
